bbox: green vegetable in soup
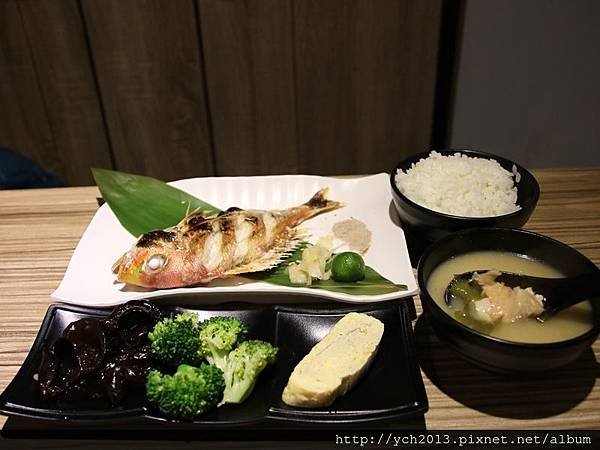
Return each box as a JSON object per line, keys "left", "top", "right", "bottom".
{"left": 446, "top": 276, "right": 497, "bottom": 334}
{"left": 446, "top": 276, "right": 482, "bottom": 309}
{"left": 453, "top": 307, "right": 497, "bottom": 334}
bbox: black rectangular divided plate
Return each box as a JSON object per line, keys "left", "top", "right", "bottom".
{"left": 0, "top": 300, "right": 427, "bottom": 426}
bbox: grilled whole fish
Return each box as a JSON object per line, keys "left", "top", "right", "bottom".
{"left": 112, "top": 188, "right": 342, "bottom": 288}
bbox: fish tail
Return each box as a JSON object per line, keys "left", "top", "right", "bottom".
{"left": 286, "top": 188, "right": 343, "bottom": 227}
{"left": 304, "top": 188, "right": 343, "bottom": 213}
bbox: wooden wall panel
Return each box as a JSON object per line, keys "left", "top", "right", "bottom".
{"left": 0, "top": 1, "right": 61, "bottom": 180}
{"left": 80, "top": 0, "right": 215, "bottom": 180}
{"left": 0, "top": 0, "right": 443, "bottom": 184}
{"left": 18, "top": 0, "right": 113, "bottom": 185}
{"left": 198, "top": 0, "right": 297, "bottom": 175}
{"left": 294, "top": 0, "right": 442, "bottom": 174}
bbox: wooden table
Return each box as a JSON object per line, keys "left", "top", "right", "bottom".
{"left": 1, "top": 168, "right": 599, "bottom": 432}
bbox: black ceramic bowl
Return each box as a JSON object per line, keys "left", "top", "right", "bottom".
{"left": 417, "top": 228, "right": 600, "bottom": 373}
{"left": 390, "top": 149, "right": 540, "bottom": 243}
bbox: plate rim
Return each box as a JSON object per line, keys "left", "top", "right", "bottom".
{"left": 51, "top": 173, "right": 418, "bottom": 306}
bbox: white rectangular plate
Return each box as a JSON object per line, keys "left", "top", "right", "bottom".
{"left": 52, "top": 174, "right": 418, "bottom": 306}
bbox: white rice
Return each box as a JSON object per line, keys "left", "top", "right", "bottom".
{"left": 395, "top": 151, "right": 520, "bottom": 217}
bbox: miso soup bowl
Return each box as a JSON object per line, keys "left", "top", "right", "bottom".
{"left": 390, "top": 149, "right": 539, "bottom": 244}
{"left": 417, "top": 228, "right": 600, "bottom": 373}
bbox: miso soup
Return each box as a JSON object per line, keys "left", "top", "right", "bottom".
{"left": 426, "top": 251, "right": 595, "bottom": 343}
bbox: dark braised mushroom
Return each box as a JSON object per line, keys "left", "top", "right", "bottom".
{"left": 99, "top": 345, "right": 154, "bottom": 405}
{"left": 63, "top": 318, "right": 107, "bottom": 372}
{"left": 38, "top": 318, "right": 107, "bottom": 399}
{"left": 72, "top": 376, "right": 107, "bottom": 402}
{"left": 38, "top": 300, "right": 161, "bottom": 405}
{"left": 38, "top": 339, "right": 79, "bottom": 399}
{"left": 103, "top": 300, "right": 161, "bottom": 348}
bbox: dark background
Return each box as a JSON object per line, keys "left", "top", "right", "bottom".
{"left": 1, "top": 0, "right": 598, "bottom": 186}
{"left": 449, "top": 0, "right": 600, "bottom": 168}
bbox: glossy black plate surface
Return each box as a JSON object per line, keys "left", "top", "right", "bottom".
{"left": 0, "top": 300, "right": 427, "bottom": 426}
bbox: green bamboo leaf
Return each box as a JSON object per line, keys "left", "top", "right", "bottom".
{"left": 92, "top": 168, "right": 221, "bottom": 237}
{"left": 249, "top": 246, "right": 407, "bottom": 296}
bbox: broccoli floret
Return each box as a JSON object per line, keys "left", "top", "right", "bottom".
{"left": 148, "top": 312, "right": 202, "bottom": 366}
{"left": 146, "top": 364, "right": 224, "bottom": 420}
{"left": 198, "top": 316, "right": 248, "bottom": 371}
{"left": 221, "top": 340, "right": 278, "bottom": 405}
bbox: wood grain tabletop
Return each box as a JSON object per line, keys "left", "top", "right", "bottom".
{"left": 1, "top": 168, "right": 599, "bottom": 433}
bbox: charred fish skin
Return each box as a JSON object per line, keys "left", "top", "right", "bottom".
{"left": 136, "top": 230, "right": 177, "bottom": 248}
{"left": 114, "top": 189, "right": 342, "bottom": 289}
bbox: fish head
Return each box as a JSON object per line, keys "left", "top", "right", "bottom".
{"left": 112, "top": 230, "right": 187, "bottom": 288}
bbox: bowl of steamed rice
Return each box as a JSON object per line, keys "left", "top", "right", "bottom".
{"left": 390, "top": 149, "right": 539, "bottom": 242}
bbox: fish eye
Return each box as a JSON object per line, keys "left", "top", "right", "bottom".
{"left": 145, "top": 254, "right": 167, "bottom": 272}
